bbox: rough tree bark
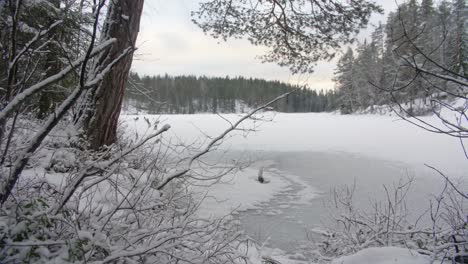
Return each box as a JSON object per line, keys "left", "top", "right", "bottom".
{"left": 85, "top": 0, "right": 144, "bottom": 150}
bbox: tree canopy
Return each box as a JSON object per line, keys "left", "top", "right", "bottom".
{"left": 193, "top": 0, "right": 382, "bottom": 74}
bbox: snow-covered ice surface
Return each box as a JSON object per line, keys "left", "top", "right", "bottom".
{"left": 330, "top": 247, "right": 431, "bottom": 264}
{"left": 192, "top": 165, "right": 320, "bottom": 218}
{"left": 122, "top": 112, "right": 467, "bottom": 263}
{"left": 123, "top": 112, "right": 468, "bottom": 177}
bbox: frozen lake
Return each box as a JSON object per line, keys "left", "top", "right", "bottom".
{"left": 235, "top": 151, "right": 449, "bottom": 252}
{"left": 122, "top": 112, "right": 468, "bottom": 254}
{"left": 124, "top": 112, "right": 468, "bottom": 177}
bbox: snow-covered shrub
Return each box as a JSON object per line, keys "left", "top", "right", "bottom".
{"left": 313, "top": 179, "right": 419, "bottom": 260}
{"left": 0, "top": 114, "right": 254, "bottom": 263}
{"left": 304, "top": 177, "right": 467, "bottom": 263}
{"left": 0, "top": 183, "right": 247, "bottom": 263}
{"left": 47, "top": 149, "right": 78, "bottom": 173}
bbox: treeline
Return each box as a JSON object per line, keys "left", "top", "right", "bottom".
{"left": 123, "top": 73, "right": 339, "bottom": 114}
{"left": 334, "top": 0, "right": 466, "bottom": 114}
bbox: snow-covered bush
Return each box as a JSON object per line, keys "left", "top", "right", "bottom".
{"left": 0, "top": 118, "right": 250, "bottom": 263}
{"left": 307, "top": 177, "right": 467, "bottom": 263}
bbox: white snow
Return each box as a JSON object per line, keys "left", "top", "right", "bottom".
{"left": 330, "top": 247, "right": 430, "bottom": 264}
{"left": 246, "top": 246, "right": 309, "bottom": 264}
{"left": 123, "top": 112, "right": 468, "bottom": 177}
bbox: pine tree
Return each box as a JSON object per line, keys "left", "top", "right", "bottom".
{"left": 368, "top": 23, "right": 386, "bottom": 106}
{"left": 437, "top": 0, "right": 453, "bottom": 69}
{"left": 448, "top": 0, "right": 467, "bottom": 76}
{"left": 419, "top": 0, "right": 437, "bottom": 55}
{"left": 80, "top": 0, "right": 144, "bottom": 149}
{"left": 334, "top": 48, "right": 356, "bottom": 114}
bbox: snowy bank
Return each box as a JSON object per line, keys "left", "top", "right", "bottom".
{"left": 330, "top": 247, "right": 430, "bottom": 264}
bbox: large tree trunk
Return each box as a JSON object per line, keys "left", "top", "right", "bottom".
{"left": 86, "top": 0, "right": 144, "bottom": 150}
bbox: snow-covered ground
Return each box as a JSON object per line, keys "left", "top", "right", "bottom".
{"left": 330, "top": 247, "right": 432, "bottom": 264}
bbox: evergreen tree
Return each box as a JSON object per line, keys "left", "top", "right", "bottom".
{"left": 334, "top": 48, "right": 356, "bottom": 114}
{"left": 448, "top": 0, "right": 468, "bottom": 76}
{"left": 331, "top": 0, "right": 467, "bottom": 114}
{"left": 124, "top": 73, "right": 339, "bottom": 114}
{"left": 437, "top": 0, "right": 453, "bottom": 69}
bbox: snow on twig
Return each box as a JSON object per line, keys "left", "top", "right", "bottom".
{"left": 155, "top": 90, "right": 296, "bottom": 191}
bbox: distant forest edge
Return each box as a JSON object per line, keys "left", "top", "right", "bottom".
{"left": 123, "top": 73, "right": 339, "bottom": 114}
{"left": 124, "top": 0, "right": 467, "bottom": 116}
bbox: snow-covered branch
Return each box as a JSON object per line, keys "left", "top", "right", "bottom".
{"left": 0, "top": 38, "right": 116, "bottom": 122}
{"left": 156, "top": 90, "right": 295, "bottom": 190}
{"left": 8, "top": 20, "right": 64, "bottom": 73}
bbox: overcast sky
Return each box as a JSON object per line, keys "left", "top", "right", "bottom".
{"left": 132, "top": 0, "right": 400, "bottom": 91}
